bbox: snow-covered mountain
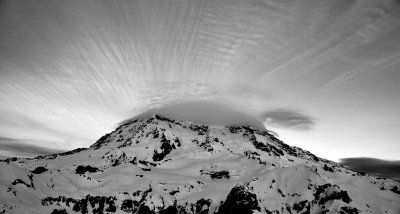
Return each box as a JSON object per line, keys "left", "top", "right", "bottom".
{"left": 1, "top": 114, "right": 399, "bottom": 214}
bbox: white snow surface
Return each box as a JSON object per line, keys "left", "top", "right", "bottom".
{"left": 0, "top": 114, "right": 399, "bottom": 214}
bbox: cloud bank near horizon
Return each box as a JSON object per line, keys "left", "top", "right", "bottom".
{"left": 0, "top": 137, "right": 66, "bottom": 159}
{"left": 340, "top": 157, "right": 400, "bottom": 182}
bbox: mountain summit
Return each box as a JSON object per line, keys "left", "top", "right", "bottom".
{"left": 1, "top": 115, "right": 399, "bottom": 214}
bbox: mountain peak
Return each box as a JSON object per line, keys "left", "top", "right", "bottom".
{"left": 1, "top": 116, "right": 399, "bottom": 213}
{"left": 89, "top": 113, "right": 309, "bottom": 165}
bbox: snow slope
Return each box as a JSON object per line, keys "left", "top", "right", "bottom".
{"left": 0, "top": 114, "right": 399, "bottom": 214}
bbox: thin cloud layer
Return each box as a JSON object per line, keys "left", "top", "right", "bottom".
{"left": 340, "top": 157, "right": 400, "bottom": 182}
{"left": 262, "top": 109, "right": 317, "bottom": 131}
{"left": 0, "top": 137, "right": 66, "bottom": 158}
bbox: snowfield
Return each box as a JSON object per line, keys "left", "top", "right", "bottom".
{"left": 1, "top": 114, "right": 399, "bottom": 213}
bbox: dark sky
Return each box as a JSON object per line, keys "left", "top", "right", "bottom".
{"left": 1, "top": 0, "right": 400, "bottom": 161}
